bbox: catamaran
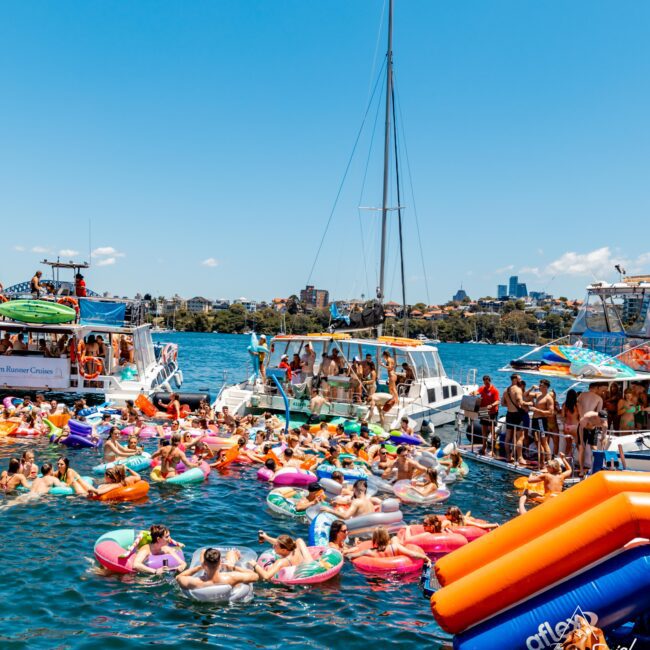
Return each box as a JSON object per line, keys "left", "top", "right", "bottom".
{"left": 0, "top": 260, "right": 183, "bottom": 404}
{"left": 215, "top": 0, "right": 477, "bottom": 431}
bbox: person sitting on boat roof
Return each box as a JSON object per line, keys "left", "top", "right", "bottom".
{"left": 74, "top": 273, "right": 87, "bottom": 298}
{"left": 0, "top": 332, "right": 13, "bottom": 355}
{"left": 30, "top": 270, "right": 43, "bottom": 299}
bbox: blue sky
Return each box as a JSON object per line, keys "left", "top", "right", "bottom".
{"left": 1, "top": 1, "right": 648, "bottom": 304}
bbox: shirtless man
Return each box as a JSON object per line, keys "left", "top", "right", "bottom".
{"left": 0, "top": 458, "right": 30, "bottom": 491}
{"left": 221, "top": 406, "right": 236, "bottom": 428}
{"left": 321, "top": 479, "right": 380, "bottom": 519}
{"left": 518, "top": 453, "right": 573, "bottom": 513}
{"left": 382, "top": 445, "right": 426, "bottom": 481}
{"left": 530, "top": 379, "right": 554, "bottom": 463}
{"left": 176, "top": 547, "right": 259, "bottom": 590}
{"left": 309, "top": 387, "right": 331, "bottom": 417}
{"left": 576, "top": 409, "right": 608, "bottom": 477}
{"left": 29, "top": 463, "right": 66, "bottom": 495}
{"left": 501, "top": 374, "right": 531, "bottom": 465}
{"left": 13, "top": 333, "right": 27, "bottom": 352}
{"left": 152, "top": 435, "right": 197, "bottom": 478}
{"left": 294, "top": 482, "right": 326, "bottom": 511}
{"left": 577, "top": 382, "right": 605, "bottom": 418}
{"left": 301, "top": 343, "right": 316, "bottom": 378}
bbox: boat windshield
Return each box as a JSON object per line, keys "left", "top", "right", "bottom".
{"left": 571, "top": 289, "right": 650, "bottom": 338}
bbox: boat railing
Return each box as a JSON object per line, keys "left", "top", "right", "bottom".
{"left": 455, "top": 412, "right": 579, "bottom": 477}
{"left": 447, "top": 365, "right": 478, "bottom": 387}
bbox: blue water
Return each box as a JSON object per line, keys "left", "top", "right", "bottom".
{"left": 0, "top": 335, "right": 542, "bottom": 649}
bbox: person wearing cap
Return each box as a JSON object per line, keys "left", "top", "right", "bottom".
{"left": 278, "top": 354, "right": 292, "bottom": 382}
{"left": 576, "top": 409, "right": 609, "bottom": 477}
{"left": 294, "top": 482, "right": 326, "bottom": 511}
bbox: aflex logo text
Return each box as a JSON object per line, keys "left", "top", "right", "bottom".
{"left": 525, "top": 609, "right": 598, "bottom": 649}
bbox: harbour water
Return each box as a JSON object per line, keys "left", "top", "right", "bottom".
{"left": 0, "top": 335, "right": 544, "bottom": 649}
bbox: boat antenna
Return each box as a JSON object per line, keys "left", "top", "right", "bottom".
{"left": 378, "top": 0, "right": 394, "bottom": 334}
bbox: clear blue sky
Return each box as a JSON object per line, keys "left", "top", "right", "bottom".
{"left": 1, "top": 1, "right": 648, "bottom": 304}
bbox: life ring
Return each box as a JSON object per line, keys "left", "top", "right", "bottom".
{"left": 0, "top": 295, "right": 7, "bottom": 303}
{"left": 161, "top": 343, "right": 177, "bottom": 365}
{"left": 80, "top": 356, "right": 104, "bottom": 380}
{"left": 58, "top": 296, "right": 79, "bottom": 315}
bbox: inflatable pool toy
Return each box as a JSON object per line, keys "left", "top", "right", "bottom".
{"left": 316, "top": 463, "right": 368, "bottom": 482}
{"left": 92, "top": 453, "right": 152, "bottom": 476}
{"left": 513, "top": 475, "right": 546, "bottom": 498}
{"left": 0, "top": 421, "right": 19, "bottom": 436}
{"left": 44, "top": 418, "right": 63, "bottom": 441}
{"left": 392, "top": 480, "right": 450, "bottom": 506}
{"left": 0, "top": 299, "right": 76, "bottom": 324}
{"left": 550, "top": 344, "right": 636, "bottom": 378}
{"left": 397, "top": 526, "right": 467, "bottom": 558}
{"left": 343, "top": 421, "right": 361, "bottom": 435}
{"left": 257, "top": 546, "right": 343, "bottom": 585}
{"left": 94, "top": 528, "right": 184, "bottom": 574}
{"left": 90, "top": 480, "right": 150, "bottom": 502}
{"left": 272, "top": 467, "right": 318, "bottom": 487}
{"left": 266, "top": 487, "right": 309, "bottom": 518}
{"left": 151, "top": 461, "right": 210, "bottom": 485}
{"left": 351, "top": 540, "right": 424, "bottom": 575}
{"left": 389, "top": 431, "right": 423, "bottom": 446}
{"left": 121, "top": 425, "right": 157, "bottom": 439}
{"left": 182, "top": 546, "right": 257, "bottom": 603}
{"left": 2, "top": 396, "right": 18, "bottom": 411}
{"left": 369, "top": 423, "right": 389, "bottom": 438}
{"left": 49, "top": 476, "right": 96, "bottom": 496}
{"left": 307, "top": 498, "right": 404, "bottom": 538}
{"left": 204, "top": 436, "right": 239, "bottom": 452}
{"left": 212, "top": 445, "right": 241, "bottom": 470}
{"left": 319, "top": 477, "right": 377, "bottom": 500}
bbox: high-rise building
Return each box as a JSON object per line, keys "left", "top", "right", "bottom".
{"left": 508, "top": 275, "right": 519, "bottom": 297}
{"left": 516, "top": 283, "right": 528, "bottom": 298}
{"left": 497, "top": 284, "right": 508, "bottom": 299}
{"left": 453, "top": 288, "right": 468, "bottom": 302}
{"left": 300, "top": 285, "right": 329, "bottom": 310}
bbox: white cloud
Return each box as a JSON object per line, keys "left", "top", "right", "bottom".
{"left": 31, "top": 246, "right": 50, "bottom": 253}
{"left": 494, "top": 265, "right": 514, "bottom": 275}
{"left": 92, "top": 246, "right": 125, "bottom": 258}
{"left": 520, "top": 266, "right": 541, "bottom": 276}
{"left": 13, "top": 245, "right": 25, "bottom": 252}
{"left": 59, "top": 249, "right": 79, "bottom": 257}
{"left": 201, "top": 258, "right": 219, "bottom": 267}
{"left": 96, "top": 257, "right": 116, "bottom": 266}
{"left": 533, "top": 247, "right": 650, "bottom": 279}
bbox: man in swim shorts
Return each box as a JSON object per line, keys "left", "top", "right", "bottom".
{"left": 176, "top": 547, "right": 259, "bottom": 590}
{"left": 501, "top": 374, "right": 532, "bottom": 465}
{"left": 576, "top": 409, "right": 608, "bottom": 477}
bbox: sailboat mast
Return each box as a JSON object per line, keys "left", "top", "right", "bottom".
{"left": 378, "top": 0, "right": 394, "bottom": 317}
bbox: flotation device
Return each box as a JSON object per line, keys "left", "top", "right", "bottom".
{"left": 397, "top": 526, "right": 467, "bottom": 557}
{"left": 0, "top": 421, "right": 19, "bottom": 436}
{"left": 272, "top": 467, "right": 318, "bottom": 487}
{"left": 135, "top": 394, "right": 157, "bottom": 418}
{"left": 94, "top": 528, "right": 184, "bottom": 574}
{"left": 90, "top": 480, "right": 150, "bottom": 502}
{"left": 257, "top": 546, "right": 344, "bottom": 585}
{"left": 212, "top": 445, "right": 240, "bottom": 470}
{"left": 183, "top": 547, "right": 256, "bottom": 603}
{"left": 351, "top": 540, "right": 424, "bottom": 574}
{"left": 150, "top": 461, "right": 210, "bottom": 485}
{"left": 266, "top": 487, "right": 309, "bottom": 518}
{"left": 47, "top": 413, "right": 71, "bottom": 428}
{"left": 57, "top": 296, "right": 79, "bottom": 316}
{"left": 0, "top": 295, "right": 7, "bottom": 303}
{"left": 393, "top": 480, "right": 451, "bottom": 505}
{"left": 80, "top": 356, "right": 104, "bottom": 380}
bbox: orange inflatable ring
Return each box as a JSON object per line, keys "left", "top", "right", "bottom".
{"left": 309, "top": 423, "right": 337, "bottom": 434}
{"left": 0, "top": 295, "right": 7, "bottom": 303}
{"left": 91, "top": 480, "right": 150, "bottom": 502}
{"left": 58, "top": 296, "right": 79, "bottom": 315}
{"left": 80, "top": 356, "right": 104, "bottom": 380}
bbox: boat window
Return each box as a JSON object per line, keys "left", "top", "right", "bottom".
{"left": 442, "top": 385, "right": 450, "bottom": 399}
{"left": 609, "top": 291, "right": 650, "bottom": 336}
{"left": 451, "top": 385, "right": 458, "bottom": 397}
{"left": 427, "top": 387, "right": 437, "bottom": 403}
{"left": 410, "top": 352, "right": 429, "bottom": 379}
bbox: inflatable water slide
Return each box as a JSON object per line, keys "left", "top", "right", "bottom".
{"left": 430, "top": 472, "right": 650, "bottom": 649}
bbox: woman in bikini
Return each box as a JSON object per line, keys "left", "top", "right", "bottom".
{"left": 54, "top": 456, "right": 94, "bottom": 495}
{"left": 561, "top": 389, "right": 580, "bottom": 459}
{"left": 103, "top": 427, "right": 142, "bottom": 463}
{"left": 381, "top": 350, "right": 399, "bottom": 405}
{"left": 251, "top": 532, "right": 314, "bottom": 581}
{"left": 347, "top": 526, "right": 431, "bottom": 565}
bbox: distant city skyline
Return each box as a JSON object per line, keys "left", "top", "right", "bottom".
{"left": 1, "top": 2, "right": 649, "bottom": 303}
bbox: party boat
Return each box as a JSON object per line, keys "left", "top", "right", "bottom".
{"left": 0, "top": 261, "right": 183, "bottom": 404}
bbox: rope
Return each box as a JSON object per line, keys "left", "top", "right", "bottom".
{"left": 306, "top": 63, "right": 387, "bottom": 287}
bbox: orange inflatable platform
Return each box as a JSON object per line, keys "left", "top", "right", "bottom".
{"left": 435, "top": 471, "right": 650, "bottom": 587}
{"left": 430, "top": 471, "right": 650, "bottom": 635}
